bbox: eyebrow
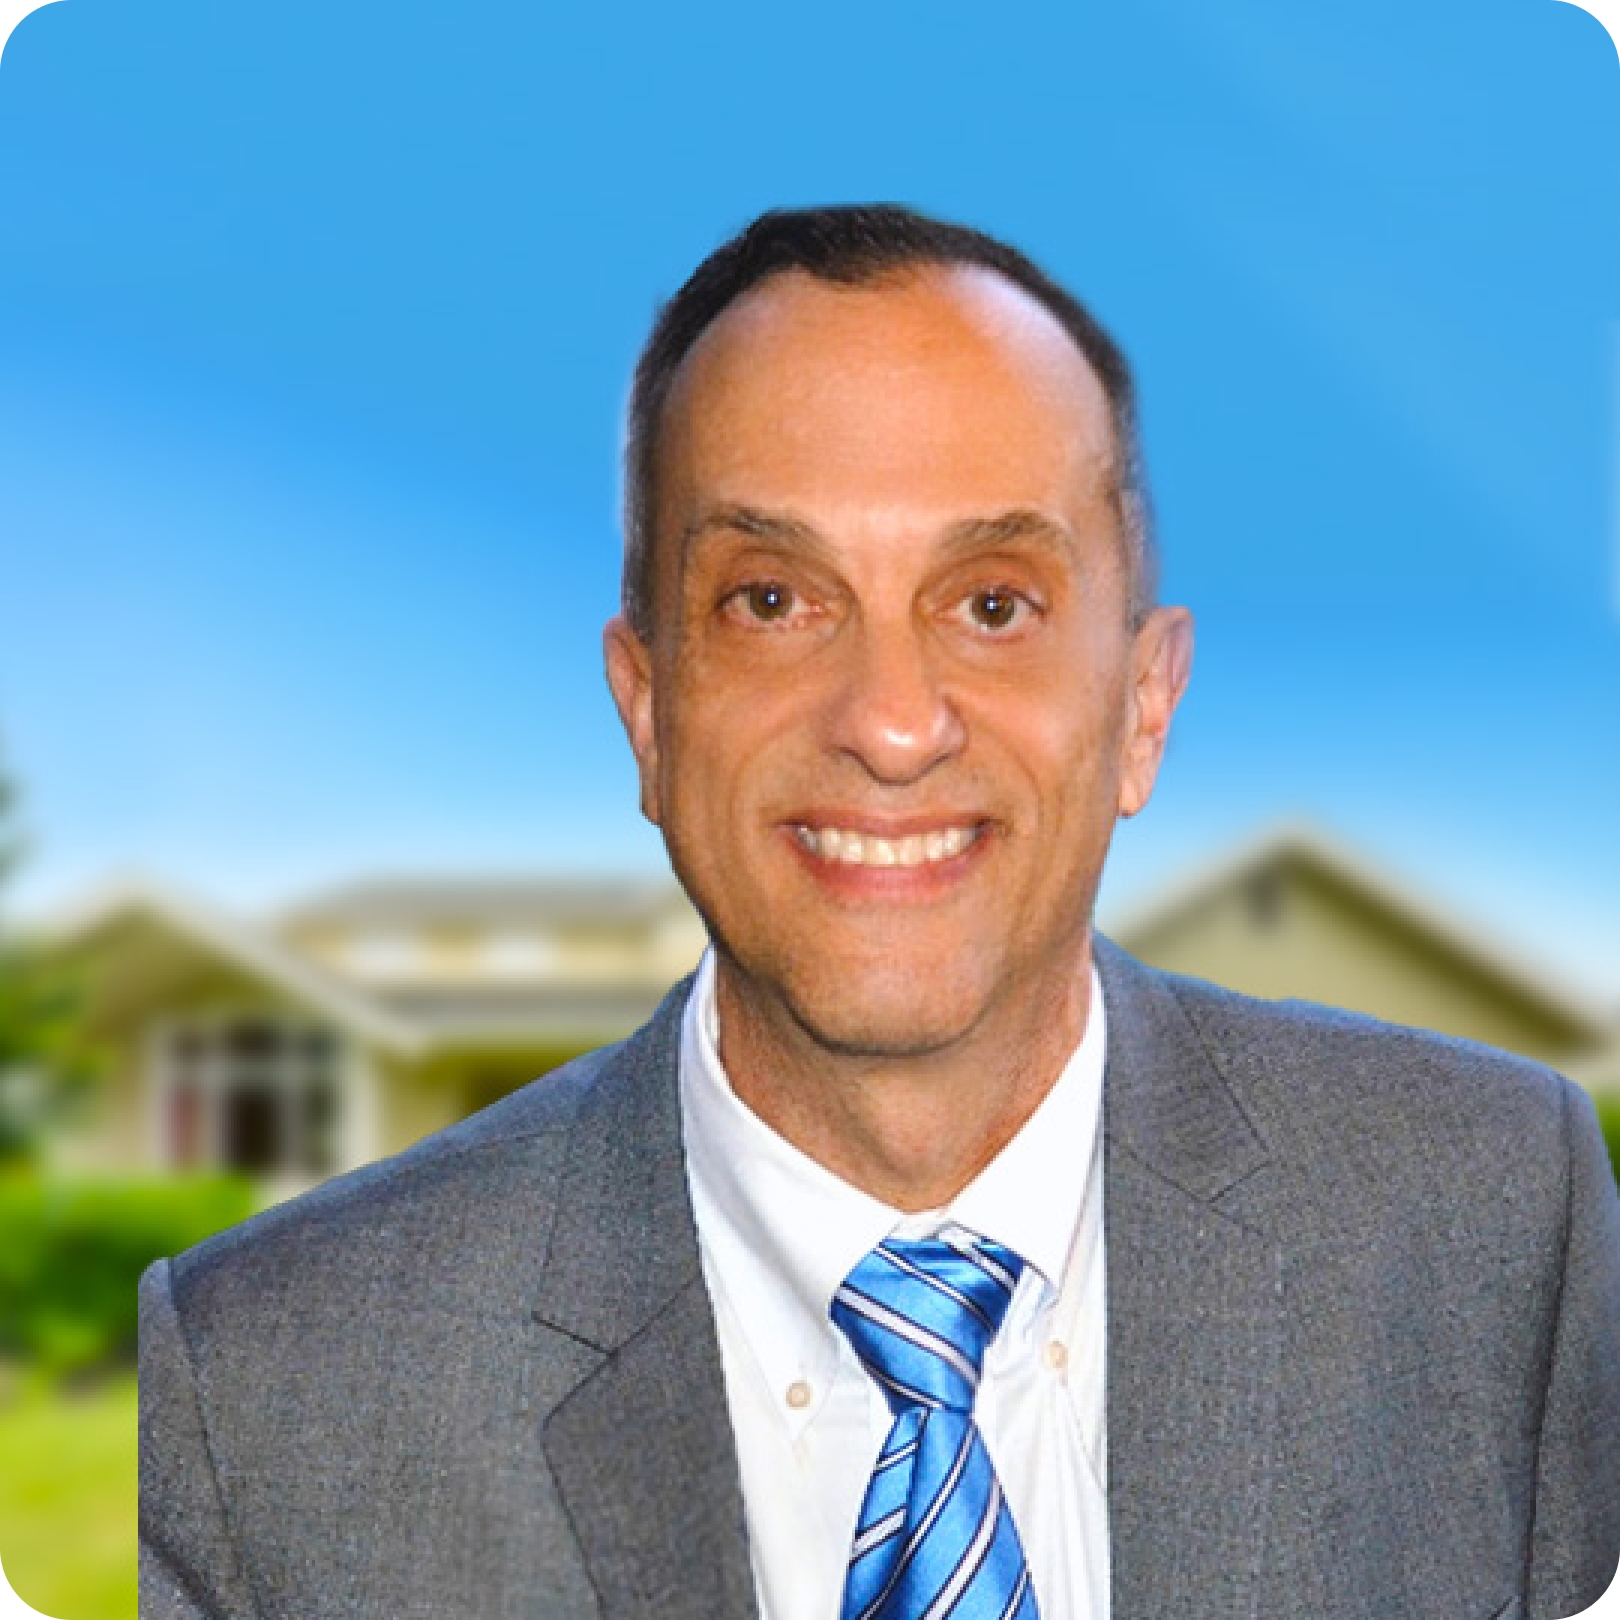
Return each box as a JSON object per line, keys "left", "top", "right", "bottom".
{"left": 679, "top": 503, "right": 1078, "bottom": 565}
{"left": 937, "top": 509, "right": 1077, "bottom": 558}
{"left": 680, "top": 504, "right": 822, "bottom": 558}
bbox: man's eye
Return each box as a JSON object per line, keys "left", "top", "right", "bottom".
{"left": 727, "top": 581, "right": 798, "bottom": 622}
{"left": 964, "top": 587, "right": 1032, "bottom": 631}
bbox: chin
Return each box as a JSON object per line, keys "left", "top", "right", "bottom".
{"left": 779, "top": 963, "right": 988, "bottom": 1060}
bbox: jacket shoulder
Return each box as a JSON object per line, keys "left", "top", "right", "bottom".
{"left": 1142, "top": 959, "right": 1583, "bottom": 1200}
{"left": 1158, "top": 960, "right": 1568, "bottom": 1096}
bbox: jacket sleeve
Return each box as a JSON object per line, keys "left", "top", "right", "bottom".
{"left": 1526, "top": 1084, "right": 1620, "bottom": 1620}
{"left": 139, "top": 1257, "right": 260, "bottom": 1620}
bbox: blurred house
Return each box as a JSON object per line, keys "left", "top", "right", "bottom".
{"left": 1104, "top": 822, "right": 1619, "bottom": 1095}
{"left": 41, "top": 824, "right": 1619, "bottom": 1196}
{"left": 46, "top": 877, "right": 707, "bottom": 1202}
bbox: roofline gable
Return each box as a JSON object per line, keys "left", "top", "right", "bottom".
{"left": 1104, "top": 819, "right": 1616, "bottom": 1043}
{"left": 43, "top": 877, "right": 423, "bottom": 1056}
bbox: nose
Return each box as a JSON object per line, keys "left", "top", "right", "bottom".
{"left": 821, "top": 613, "right": 967, "bottom": 785}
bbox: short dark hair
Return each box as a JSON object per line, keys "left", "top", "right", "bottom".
{"left": 620, "top": 203, "right": 1156, "bottom": 639}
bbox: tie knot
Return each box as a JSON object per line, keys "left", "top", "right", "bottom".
{"left": 831, "top": 1232, "right": 1025, "bottom": 1415}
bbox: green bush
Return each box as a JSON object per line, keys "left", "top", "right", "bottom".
{"left": 1595, "top": 1092, "right": 1620, "bottom": 1191}
{"left": 0, "top": 1175, "right": 253, "bottom": 1372}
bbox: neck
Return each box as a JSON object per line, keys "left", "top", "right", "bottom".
{"left": 713, "top": 944, "right": 1095, "bottom": 1212}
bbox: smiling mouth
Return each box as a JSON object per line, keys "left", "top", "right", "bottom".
{"left": 791, "top": 824, "right": 986, "bottom": 868}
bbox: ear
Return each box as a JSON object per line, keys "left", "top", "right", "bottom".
{"left": 1117, "top": 606, "right": 1193, "bottom": 820}
{"left": 603, "top": 613, "right": 663, "bottom": 827}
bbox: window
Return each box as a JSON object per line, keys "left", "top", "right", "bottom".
{"left": 157, "top": 1016, "right": 341, "bottom": 1177}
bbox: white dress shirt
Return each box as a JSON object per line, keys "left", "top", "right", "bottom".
{"left": 680, "top": 947, "right": 1110, "bottom": 1620}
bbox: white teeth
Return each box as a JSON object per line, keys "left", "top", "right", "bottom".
{"left": 796, "top": 825, "right": 978, "bottom": 866}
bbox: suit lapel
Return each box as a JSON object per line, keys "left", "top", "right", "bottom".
{"left": 1096, "top": 938, "right": 1283, "bottom": 1620}
{"left": 530, "top": 978, "right": 757, "bottom": 1620}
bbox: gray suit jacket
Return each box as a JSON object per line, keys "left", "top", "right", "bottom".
{"left": 139, "top": 938, "right": 1620, "bottom": 1620}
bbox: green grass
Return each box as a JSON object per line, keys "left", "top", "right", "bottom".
{"left": 0, "top": 1368, "right": 136, "bottom": 1620}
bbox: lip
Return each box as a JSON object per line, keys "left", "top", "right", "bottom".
{"left": 779, "top": 815, "right": 995, "bottom": 899}
{"left": 786, "top": 811, "right": 990, "bottom": 838}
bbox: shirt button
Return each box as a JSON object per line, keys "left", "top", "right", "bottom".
{"left": 786, "top": 1379, "right": 813, "bottom": 1410}
{"left": 1044, "top": 1340, "right": 1069, "bottom": 1373}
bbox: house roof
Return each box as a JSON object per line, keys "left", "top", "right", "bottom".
{"left": 44, "top": 874, "right": 696, "bottom": 1059}
{"left": 46, "top": 878, "right": 426, "bottom": 1056}
{"left": 1105, "top": 820, "right": 1617, "bottom": 1045}
{"left": 276, "top": 875, "right": 689, "bottom": 933}
{"left": 367, "top": 982, "right": 680, "bottom": 1046}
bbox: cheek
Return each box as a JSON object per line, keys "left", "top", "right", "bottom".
{"left": 668, "top": 631, "right": 817, "bottom": 742}
{"left": 1010, "top": 665, "right": 1130, "bottom": 806}
{"left": 657, "top": 675, "right": 773, "bottom": 821}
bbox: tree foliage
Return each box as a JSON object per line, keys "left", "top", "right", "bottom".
{"left": 0, "top": 753, "right": 98, "bottom": 1165}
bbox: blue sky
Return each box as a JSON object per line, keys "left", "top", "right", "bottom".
{"left": 0, "top": 0, "right": 1616, "bottom": 1001}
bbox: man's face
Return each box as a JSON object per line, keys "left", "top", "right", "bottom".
{"left": 606, "top": 266, "right": 1191, "bottom": 1060}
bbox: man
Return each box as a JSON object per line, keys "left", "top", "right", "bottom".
{"left": 140, "top": 205, "right": 1620, "bottom": 1620}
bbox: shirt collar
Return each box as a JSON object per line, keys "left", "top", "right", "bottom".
{"left": 679, "top": 945, "right": 1106, "bottom": 1409}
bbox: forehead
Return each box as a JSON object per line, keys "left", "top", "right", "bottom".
{"left": 656, "top": 265, "right": 1117, "bottom": 538}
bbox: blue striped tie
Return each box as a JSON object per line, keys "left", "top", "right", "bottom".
{"left": 831, "top": 1233, "right": 1041, "bottom": 1620}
